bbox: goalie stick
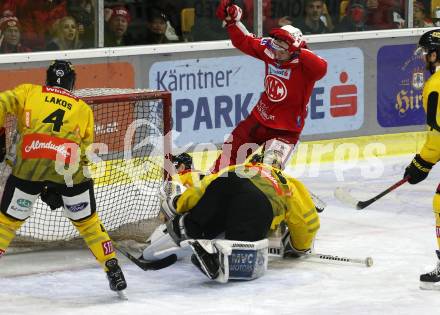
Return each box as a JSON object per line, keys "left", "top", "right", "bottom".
{"left": 268, "top": 246, "right": 373, "bottom": 267}
{"left": 115, "top": 244, "right": 177, "bottom": 271}
{"left": 334, "top": 176, "right": 410, "bottom": 210}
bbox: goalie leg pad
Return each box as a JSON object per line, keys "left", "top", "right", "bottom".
{"left": 216, "top": 239, "right": 268, "bottom": 281}
{"left": 187, "top": 238, "right": 268, "bottom": 283}
{"left": 142, "top": 223, "right": 192, "bottom": 260}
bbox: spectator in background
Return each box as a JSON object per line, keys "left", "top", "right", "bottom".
{"left": 278, "top": 16, "right": 294, "bottom": 27}
{"left": 46, "top": 16, "right": 83, "bottom": 51}
{"left": 139, "top": 7, "right": 180, "bottom": 44}
{"left": 104, "top": 6, "right": 134, "bottom": 47}
{"left": 1, "top": 0, "right": 67, "bottom": 51}
{"left": 366, "top": 0, "right": 405, "bottom": 29}
{"left": 244, "top": 0, "right": 276, "bottom": 33}
{"left": 335, "top": 0, "right": 370, "bottom": 31}
{"left": 146, "top": 0, "right": 185, "bottom": 39}
{"left": 295, "top": 0, "right": 331, "bottom": 34}
{"left": 0, "top": 16, "right": 31, "bottom": 53}
{"left": 413, "top": 1, "right": 433, "bottom": 28}
{"left": 67, "top": 0, "right": 95, "bottom": 48}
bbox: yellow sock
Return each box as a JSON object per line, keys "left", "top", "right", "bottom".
{"left": 71, "top": 212, "right": 116, "bottom": 271}
{"left": 433, "top": 193, "right": 440, "bottom": 249}
{"left": 0, "top": 212, "right": 25, "bottom": 256}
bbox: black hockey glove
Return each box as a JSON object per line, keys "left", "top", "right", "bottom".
{"left": 404, "top": 154, "right": 434, "bottom": 185}
{"left": 0, "top": 127, "right": 5, "bottom": 163}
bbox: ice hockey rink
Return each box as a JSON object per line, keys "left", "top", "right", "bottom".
{"left": 2, "top": 154, "right": 440, "bottom": 315}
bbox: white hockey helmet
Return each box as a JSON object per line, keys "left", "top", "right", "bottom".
{"left": 281, "top": 25, "right": 307, "bottom": 48}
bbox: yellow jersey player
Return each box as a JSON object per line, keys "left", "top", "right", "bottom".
{"left": 144, "top": 161, "right": 320, "bottom": 283}
{"left": 170, "top": 152, "right": 203, "bottom": 188}
{"left": 404, "top": 30, "right": 440, "bottom": 290}
{"left": 0, "top": 60, "right": 127, "bottom": 296}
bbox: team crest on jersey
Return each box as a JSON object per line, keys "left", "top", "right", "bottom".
{"left": 268, "top": 64, "right": 291, "bottom": 79}
{"left": 265, "top": 75, "right": 287, "bottom": 102}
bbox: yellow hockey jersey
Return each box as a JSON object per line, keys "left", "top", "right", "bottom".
{"left": 0, "top": 84, "right": 94, "bottom": 184}
{"left": 171, "top": 169, "right": 204, "bottom": 188}
{"left": 176, "top": 163, "right": 319, "bottom": 250}
{"left": 420, "top": 70, "right": 440, "bottom": 164}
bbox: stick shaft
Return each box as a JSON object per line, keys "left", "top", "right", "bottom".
{"left": 115, "top": 243, "right": 177, "bottom": 271}
{"left": 356, "top": 176, "right": 410, "bottom": 209}
{"left": 268, "top": 247, "right": 372, "bottom": 267}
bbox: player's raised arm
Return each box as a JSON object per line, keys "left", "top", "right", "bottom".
{"left": 216, "top": 1, "right": 268, "bottom": 60}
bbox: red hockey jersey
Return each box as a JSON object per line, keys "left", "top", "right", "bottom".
{"left": 227, "top": 23, "right": 327, "bottom": 132}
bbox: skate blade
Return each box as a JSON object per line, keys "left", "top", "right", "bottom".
{"left": 420, "top": 282, "right": 440, "bottom": 291}
{"left": 116, "top": 290, "right": 128, "bottom": 300}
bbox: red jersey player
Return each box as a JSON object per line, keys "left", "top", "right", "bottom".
{"left": 212, "top": 0, "right": 327, "bottom": 172}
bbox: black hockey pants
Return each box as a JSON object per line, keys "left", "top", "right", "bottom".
{"left": 183, "top": 172, "right": 273, "bottom": 241}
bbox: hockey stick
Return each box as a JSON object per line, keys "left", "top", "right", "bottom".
{"left": 334, "top": 176, "right": 410, "bottom": 210}
{"left": 115, "top": 244, "right": 177, "bottom": 271}
{"left": 268, "top": 247, "right": 373, "bottom": 267}
{"left": 310, "top": 191, "right": 326, "bottom": 213}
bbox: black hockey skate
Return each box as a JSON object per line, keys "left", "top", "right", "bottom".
{"left": 420, "top": 250, "right": 440, "bottom": 290}
{"left": 105, "top": 258, "right": 127, "bottom": 292}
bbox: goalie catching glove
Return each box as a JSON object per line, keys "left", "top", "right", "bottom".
{"left": 158, "top": 181, "right": 186, "bottom": 220}
{"left": 404, "top": 154, "right": 434, "bottom": 184}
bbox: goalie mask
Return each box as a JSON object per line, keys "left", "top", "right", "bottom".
{"left": 46, "top": 60, "right": 76, "bottom": 91}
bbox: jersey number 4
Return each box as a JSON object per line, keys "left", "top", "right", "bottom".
{"left": 43, "top": 109, "right": 65, "bottom": 132}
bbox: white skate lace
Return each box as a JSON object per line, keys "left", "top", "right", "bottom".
{"left": 427, "top": 262, "right": 440, "bottom": 276}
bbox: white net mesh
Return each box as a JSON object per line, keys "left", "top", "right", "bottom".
{"left": 8, "top": 88, "right": 171, "bottom": 249}
{"left": 74, "top": 88, "right": 156, "bottom": 98}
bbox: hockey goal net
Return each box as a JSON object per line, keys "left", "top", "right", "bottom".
{"left": 7, "top": 88, "right": 172, "bottom": 249}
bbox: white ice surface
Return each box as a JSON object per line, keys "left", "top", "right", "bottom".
{"left": 2, "top": 155, "right": 440, "bottom": 315}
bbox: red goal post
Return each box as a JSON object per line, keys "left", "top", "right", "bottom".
{"left": 7, "top": 88, "right": 172, "bottom": 248}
